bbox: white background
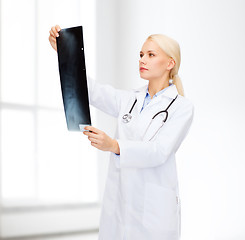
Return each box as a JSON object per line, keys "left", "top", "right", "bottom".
{"left": 0, "top": 0, "right": 245, "bottom": 239}
{"left": 96, "top": 0, "right": 245, "bottom": 240}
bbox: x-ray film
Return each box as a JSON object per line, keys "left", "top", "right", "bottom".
{"left": 56, "top": 26, "right": 91, "bottom": 131}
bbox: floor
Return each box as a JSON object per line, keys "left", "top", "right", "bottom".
{"left": 2, "top": 233, "right": 99, "bottom": 240}
{"left": 39, "top": 234, "right": 98, "bottom": 240}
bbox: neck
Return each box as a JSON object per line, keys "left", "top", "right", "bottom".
{"left": 148, "top": 76, "right": 170, "bottom": 99}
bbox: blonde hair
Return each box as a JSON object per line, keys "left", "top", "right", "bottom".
{"left": 147, "top": 34, "right": 184, "bottom": 96}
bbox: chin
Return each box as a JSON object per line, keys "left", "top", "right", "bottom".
{"left": 140, "top": 75, "right": 152, "bottom": 81}
{"left": 139, "top": 73, "right": 150, "bottom": 81}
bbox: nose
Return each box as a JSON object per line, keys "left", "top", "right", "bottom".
{"left": 139, "top": 56, "right": 146, "bottom": 65}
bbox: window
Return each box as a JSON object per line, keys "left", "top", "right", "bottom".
{"left": 0, "top": 0, "right": 98, "bottom": 208}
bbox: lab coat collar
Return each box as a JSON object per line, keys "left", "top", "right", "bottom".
{"left": 134, "top": 83, "right": 178, "bottom": 99}
{"left": 133, "top": 84, "right": 179, "bottom": 115}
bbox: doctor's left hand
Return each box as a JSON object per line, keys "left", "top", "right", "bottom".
{"left": 83, "top": 126, "right": 120, "bottom": 154}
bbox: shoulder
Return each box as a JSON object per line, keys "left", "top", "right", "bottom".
{"left": 171, "top": 95, "right": 194, "bottom": 120}
{"left": 132, "top": 84, "right": 148, "bottom": 93}
{"left": 177, "top": 95, "right": 194, "bottom": 110}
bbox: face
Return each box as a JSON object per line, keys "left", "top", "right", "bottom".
{"left": 139, "top": 39, "right": 175, "bottom": 81}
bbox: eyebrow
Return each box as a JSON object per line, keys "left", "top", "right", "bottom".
{"left": 140, "top": 50, "right": 156, "bottom": 53}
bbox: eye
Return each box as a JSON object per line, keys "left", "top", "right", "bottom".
{"left": 140, "top": 53, "right": 143, "bottom": 58}
{"left": 149, "top": 53, "right": 155, "bottom": 57}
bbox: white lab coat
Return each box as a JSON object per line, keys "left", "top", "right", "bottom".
{"left": 87, "top": 77, "right": 194, "bottom": 240}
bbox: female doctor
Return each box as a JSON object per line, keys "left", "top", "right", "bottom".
{"left": 49, "top": 25, "right": 194, "bottom": 240}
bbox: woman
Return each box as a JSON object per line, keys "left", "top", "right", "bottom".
{"left": 49, "top": 25, "right": 194, "bottom": 240}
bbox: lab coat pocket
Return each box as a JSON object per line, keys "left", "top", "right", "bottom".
{"left": 143, "top": 183, "right": 178, "bottom": 231}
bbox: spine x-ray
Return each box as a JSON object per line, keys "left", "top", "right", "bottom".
{"left": 56, "top": 26, "right": 91, "bottom": 131}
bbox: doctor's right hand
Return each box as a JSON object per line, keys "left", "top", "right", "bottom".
{"left": 48, "top": 25, "right": 61, "bottom": 52}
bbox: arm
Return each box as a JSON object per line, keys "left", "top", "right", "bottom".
{"left": 114, "top": 100, "right": 194, "bottom": 168}
{"left": 87, "top": 76, "right": 130, "bottom": 118}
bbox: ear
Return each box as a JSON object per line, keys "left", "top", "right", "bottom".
{"left": 167, "top": 58, "right": 176, "bottom": 71}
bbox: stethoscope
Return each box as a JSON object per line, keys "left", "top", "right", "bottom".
{"left": 122, "top": 94, "right": 178, "bottom": 140}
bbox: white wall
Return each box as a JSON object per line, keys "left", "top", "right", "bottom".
{"left": 94, "top": 0, "right": 117, "bottom": 203}
{"left": 96, "top": 0, "right": 245, "bottom": 239}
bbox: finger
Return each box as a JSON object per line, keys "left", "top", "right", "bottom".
{"left": 83, "top": 131, "right": 100, "bottom": 139}
{"left": 49, "top": 28, "right": 58, "bottom": 38}
{"left": 51, "top": 26, "right": 59, "bottom": 37}
{"left": 85, "top": 126, "right": 103, "bottom": 134}
{"left": 49, "top": 35, "right": 56, "bottom": 43}
{"left": 88, "top": 137, "right": 100, "bottom": 144}
{"left": 48, "top": 35, "right": 57, "bottom": 49}
{"left": 49, "top": 30, "right": 56, "bottom": 38}
{"left": 51, "top": 26, "right": 59, "bottom": 36}
{"left": 50, "top": 27, "right": 57, "bottom": 37}
{"left": 91, "top": 142, "right": 99, "bottom": 148}
{"left": 55, "top": 25, "right": 61, "bottom": 32}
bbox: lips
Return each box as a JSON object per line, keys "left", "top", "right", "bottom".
{"left": 140, "top": 67, "right": 148, "bottom": 71}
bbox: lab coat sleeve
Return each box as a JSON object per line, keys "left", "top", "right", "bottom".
{"left": 115, "top": 100, "right": 194, "bottom": 168}
{"left": 87, "top": 76, "right": 130, "bottom": 118}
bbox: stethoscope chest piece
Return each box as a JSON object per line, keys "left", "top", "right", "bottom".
{"left": 122, "top": 98, "right": 137, "bottom": 123}
{"left": 122, "top": 113, "right": 132, "bottom": 123}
